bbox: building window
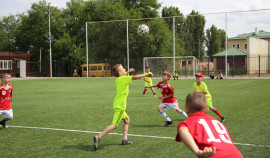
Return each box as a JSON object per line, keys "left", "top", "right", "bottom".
{"left": 244, "top": 43, "right": 247, "bottom": 50}
{"left": 232, "top": 44, "right": 240, "bottom": 48}
{"left": 0, "top": 60, "right": 12, "bottom": 70}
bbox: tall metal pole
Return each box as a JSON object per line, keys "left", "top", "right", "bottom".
{"left": 86, "top": 22, "right": 89, "bottom": 78}
{"left": 173, "top": 16, "right": 175, "bottom": 73}
{"left": 127, "top": 20, "right": 129, "bottom": 73}
{"left": 48, "top": 3, "right": 52, "bottom": 78}
{"left": 225, "top": 12, "right": 228, "bottom": 78}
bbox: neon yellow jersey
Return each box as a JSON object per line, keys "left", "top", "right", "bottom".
{"left": 144, "top": 72, "right": 152, "bottom": 83}
{"left": 113, "top": 76, "right": 133, "bottom": 110}
{"left": 173, "top": 73, "right": 179, "bottom": 77}
{"left": 193, "top": 82, "right": 211, "bottom": 99}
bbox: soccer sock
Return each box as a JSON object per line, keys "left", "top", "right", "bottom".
{"left": 98, "top": 135, "right": 101, "bottom": 141}
{"left": 179, "top": 110, "right": 188, "bottom": 118}
{"left": 143, "top": 90, "right": 146, "bottom": 94}
{"left": 160, "top": 111, "right": 172, "bottom": 121}
{"left": 0, "top": 119, "right": 6, "bottom": 123}
{"left": 211, "top": 108, "right": 223, "bottom": 118}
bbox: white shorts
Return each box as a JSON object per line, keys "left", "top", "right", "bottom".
{"left": 0, "top": 109, "right": 13, "bottom": 119}
{"left": 159, "top": 102, "right": 179, "bottom": 111}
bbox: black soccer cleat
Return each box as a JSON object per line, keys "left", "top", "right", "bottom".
{"left": 164, "top": 121, "right": 174, "bottom": 127}
{"left": 122, "top": 139, "right": 133, "bottom": 145}
{"left": 93, "top": 135, "right": 100, "bottom": 150}
{"left": 221, "top": 117, "right": 226, "bottom": 122}
{"left": 0, "top": 121, "right": 7, "bottom": 128}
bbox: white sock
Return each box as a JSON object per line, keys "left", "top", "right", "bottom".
{"left": 179, "top": 110, "right": 188, "bottom": 118}
{"left": 160, "top": 111, "right": 171, "bottom": 121}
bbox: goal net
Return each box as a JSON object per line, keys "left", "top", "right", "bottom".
{"left": 143, "top": 56, "right": 196, "bottom": 77}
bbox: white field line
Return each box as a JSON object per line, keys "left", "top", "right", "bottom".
{"left": 228, "top": 80, "right": 256, "bottom": 86}
{"left": 8, "top": 125, "right": 270, "bottom": 148}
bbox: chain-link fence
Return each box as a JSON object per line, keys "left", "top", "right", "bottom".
{"left": 23, "top": 9, "right": 270, "bottom": 78}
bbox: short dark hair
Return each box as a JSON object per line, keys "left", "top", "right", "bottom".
{"left": 112, "top": 64, "right": 122, "bottom": 77}
{"left": 145, "top": 66, "right": 150, "bottom": 69}
{"left": 186, "top": 91, "right": 207, "bottom": 114}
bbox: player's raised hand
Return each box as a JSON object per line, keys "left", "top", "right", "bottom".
{"left": 127, "top": 68, "right": 135, "bottom": 74}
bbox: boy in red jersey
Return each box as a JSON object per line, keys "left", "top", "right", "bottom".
{"left": 146, "top": 71, "right": 188, "bottom": 127}
{"left": 175, "top": 91, "right": 243, "bottom": 158}
{"left": 0, "top": 73, "right": 13, "bottom": 128}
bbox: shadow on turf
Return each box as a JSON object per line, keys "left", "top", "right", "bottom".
{"left": 63, "top": 143, "right": 121, "bottom": 151}
{"left": 131, "top": 119, "right": 186, "bottom": 128}
{"left": 131, "top": 124, "right": 161, "bottom": 128}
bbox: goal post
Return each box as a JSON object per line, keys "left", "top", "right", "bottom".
{"left": 143, "top": 56, "right": 196, "bottom": 77}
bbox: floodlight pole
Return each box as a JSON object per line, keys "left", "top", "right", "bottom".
{"left": 86, "top": 22, "right": 89, "bottom": 78}
{"left": 225, "top": 12, "right": 228, "bottom": 78}
{"left": 48, "top": 3, "right": 52, "bottom": 78}
{"left": 127, "top": 20, "right": 129, "bottom": 73}
{"left": 173, "top": 16, "right": 175, "bottom": 73}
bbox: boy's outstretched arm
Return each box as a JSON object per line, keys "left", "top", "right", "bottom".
{"left": 145, "top": 84, "right": 158, "bottom": 88}
{"left": 132, "top": 73, "right": 152, "bottom": 80}
{"left": 179, "top": 126, "right": 216, "bottom": 157}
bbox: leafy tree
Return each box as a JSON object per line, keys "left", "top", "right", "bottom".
{"left": 206, "top": 25, "right": 226, "bottom": 61}
{"left": 162, "top": 6, "right": 186, "bottom": 56}
{"left": 0, "top": 15, "right": 21, "bottom": 52}
{"left": 184, "top": 10, "right": 205, "bottom": 60}
{"left": 15, "top": 0, "right": 65, "bottom": 62}
{"left": 122, "top": 0, "right": 161, "bottom": 18}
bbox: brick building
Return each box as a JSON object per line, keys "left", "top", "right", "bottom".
{"left": 0, "top": 52, "right": 30, "bottom": 77}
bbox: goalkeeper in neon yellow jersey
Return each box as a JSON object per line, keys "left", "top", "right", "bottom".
{"left": 193, "top": 73, "right": 226, "bottom": 122}
{"left": 93, "top": 64, "right": 153, "bottom": 150}
{"left": 142, "top": 66, "right": 156, "bottom": 97}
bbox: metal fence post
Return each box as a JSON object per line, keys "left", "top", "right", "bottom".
{"left": 259, "top": 55, "right": 260, "bottom": 77}
{"left": 233, "top": 55, "right": 235, "bottom": 77}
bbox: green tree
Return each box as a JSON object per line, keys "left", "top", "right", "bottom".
{"left": 162, "top": 6, "right": 186, "bottom": 55}
{"left": 0, "top": 15, "right": 21, "bottom": 52}
{"left": 16, "top": 0, "right": 65, "bottom": 62}
{"left": 206, "top": 25, "right": 226, "bottom": 61}
{"left": 184, "top": 10, "right": 206, "bottom": 60}
{"left": 122, "top": 0, "right": 161, "bottom": 18}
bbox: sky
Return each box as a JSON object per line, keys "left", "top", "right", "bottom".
{"left": 1, "top": 0, "right": 270, "bottom": 37}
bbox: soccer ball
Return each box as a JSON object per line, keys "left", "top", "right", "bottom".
{"left": 137, "top": 24, "right": 149, "bottom": 35}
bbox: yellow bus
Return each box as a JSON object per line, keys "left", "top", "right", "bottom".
{"left": 73, "top": 63, "right": 111, "bottom": 77}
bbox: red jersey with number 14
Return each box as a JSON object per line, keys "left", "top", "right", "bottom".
{"left": 157, "top": 81, "right": 177, "bottom": 103}
{"left": 0, "top": 84, "right": 13, "bottom": 110}
{"left": 176, "top": 112, "right": 243, "bottom": 158}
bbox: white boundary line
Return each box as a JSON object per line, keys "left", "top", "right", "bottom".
{"left": 228, "top": 80, "right": 256, "bottom": 86}
{"left": 8, "top": 125, "right": 270, "bottom": 148}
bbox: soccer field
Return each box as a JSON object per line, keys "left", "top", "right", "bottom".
{"left": 1, "top": 78, "right": 270, "bottom": 157}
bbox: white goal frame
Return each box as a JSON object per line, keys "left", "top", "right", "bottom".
{"left": 143, "top": 56, "right": 197, "bottom": 77}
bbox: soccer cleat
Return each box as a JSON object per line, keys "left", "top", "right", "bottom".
{"left": 164, "top": 121, "right": 173, "bottom": 127}
{"left": 93, "top": 135, "right": 100, "bottom": 150}
{"left": 154, "top": 94, "right": 156, "bottom": 97}
{"left": 142, "top": 94, "right": 145, "bottom": 97}
{"left": 221, "top": 117, "right": 226, "bottom": 122}
{"left": 122, "top": 139, "right": 133, "bottom": 145}
{"left": 0, "top": 121, "right": 7, "bottom": 128}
